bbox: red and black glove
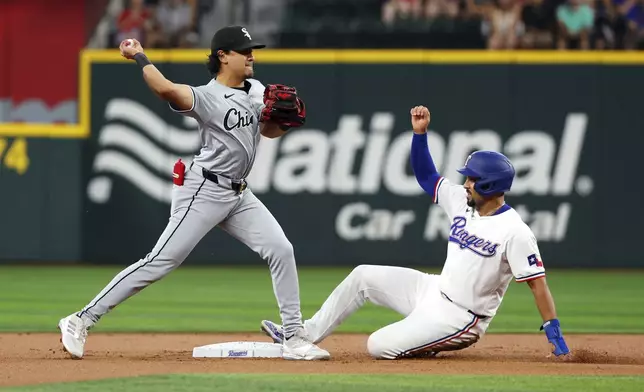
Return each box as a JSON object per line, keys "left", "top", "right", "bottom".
{"left": 260, "top": 84, "right": 306, "bottom": 129}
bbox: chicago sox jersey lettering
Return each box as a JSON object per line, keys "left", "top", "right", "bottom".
{"left": 224, "top": 108, "right": 254, "bottom": 131}
{"left": 448, "top": 216, "right": 500, "bottom": 257}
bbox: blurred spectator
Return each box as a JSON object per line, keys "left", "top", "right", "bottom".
{"left": 592, "top": 0, "right": 618, "bottom": 49}
{"left": 425, "top": 0, "right": 461, "bottom": 18}
{"left": 145, "top": 0, "right": 161, "bottom": 8}
{"left": 115, "top": 0, "right": 155, "bottom": 47}
{"left": 520, "top": 0, "right": 556, "bottom": 48}
{"left": 487, "top": 0, "right": 522, "bottom": 49}
{"left": 104, "top": 0, "right": 643, "bottom": 50}
{"left": 614, "top": 0, "right": 644, "bottom": 48}
{"left": 466, "top": 0, "right": 497, "bottom": 18}
{"left": 155, "top": 0, "right": 198, "bottom": 48}
{"left": 382, "top": 0, "right": 424, "bottom": 26}
{"left": 556, "top": 0, "right": 595, "bottom": 49}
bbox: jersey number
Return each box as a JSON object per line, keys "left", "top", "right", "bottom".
{"left": 527, "top": 254, "right": 543, "bottom": 268}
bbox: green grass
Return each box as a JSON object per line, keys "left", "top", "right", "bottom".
{"left": 2, "top": 374, "right": 644, "bottom": 392}
{"left": 0, "top": 266, "right": 643, "bottom": 333}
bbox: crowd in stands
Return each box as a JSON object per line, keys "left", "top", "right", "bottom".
{"left": 106, "top": 0, "right": 644, "bottom": 50}
{"left": 110, "top": 0, "right": 201, "bottom": 48}
{"left": 382, "top": 0, "right": 644, "bottom": 49}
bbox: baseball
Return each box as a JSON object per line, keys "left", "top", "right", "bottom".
{"left": 126, "top": 39, "right": 133, "bottom": 47}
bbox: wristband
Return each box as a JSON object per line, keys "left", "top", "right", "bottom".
{"left": 134, "top": 52, "right": 151, "bottom": 68}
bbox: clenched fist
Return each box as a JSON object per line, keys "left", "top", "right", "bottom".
{"left": 119, "top": 38, "right": 144, "bottom": 60}
{"left": 410, "top": 105, "right": 430, "bottom": 135}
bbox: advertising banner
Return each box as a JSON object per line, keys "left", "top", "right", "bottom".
{"left": 81, "top": 54, "right": 644, "bottom": 267}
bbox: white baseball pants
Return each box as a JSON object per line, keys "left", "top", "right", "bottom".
{"left": 303, "top": 265, "right": 491, "bottom": 359}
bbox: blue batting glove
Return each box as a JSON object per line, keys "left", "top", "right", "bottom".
{"left": 540, "top": 319, "right": 570, "bottom": 356}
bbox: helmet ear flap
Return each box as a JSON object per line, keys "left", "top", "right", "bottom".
{"left": 475, "top": 179, "right": 495, "bottom": 196}
{"left": 479, "top": 181, "right": 492, "bottom": 191}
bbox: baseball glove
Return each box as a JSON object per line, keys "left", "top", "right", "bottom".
{"left": 260, "top": 84, "right": 306, "bottom": 129}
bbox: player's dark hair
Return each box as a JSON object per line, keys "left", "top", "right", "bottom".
{"left": 206, "top": 50, "right": 230, "bottom": 76}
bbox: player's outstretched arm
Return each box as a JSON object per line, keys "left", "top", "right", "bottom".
{"left": 409, "top": 106, "right": 441, "bottom": 196}
{"left": 119, "top": 39, "right": 193, "bottom": 111}
{"left": 527, "top": 277, "right": 570, "bottom": 357}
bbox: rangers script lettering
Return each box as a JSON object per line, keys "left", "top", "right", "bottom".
{"left": 448, "top": 216, "right": 500, "bottom": 257}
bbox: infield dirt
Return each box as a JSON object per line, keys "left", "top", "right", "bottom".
{"left": 2, "top": 333, "right": 644, "bottom": 387}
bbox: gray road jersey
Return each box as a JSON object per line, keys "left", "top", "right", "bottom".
{"left": 171, "top": 78, "right": 265, "bottom": 180}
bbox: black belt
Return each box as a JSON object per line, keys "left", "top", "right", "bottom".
{"left": 441, "top": 291, "right": 488, "bottom": 319}
{"left": 188, "top": 162, "right": 248, "bottom": 194}
{"left": 201, "top": 168, "right": 247, "bottom": 194}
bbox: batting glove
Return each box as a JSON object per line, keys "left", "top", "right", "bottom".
{"left": 540, "top": 318, "right": 570, "bottom": 356}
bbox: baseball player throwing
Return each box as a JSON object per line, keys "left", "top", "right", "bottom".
{"left": 260, "top": 105, "right": 570, "bottom": 359}
{"left": 58, "top": 26, "right": 329, "bottom": 361}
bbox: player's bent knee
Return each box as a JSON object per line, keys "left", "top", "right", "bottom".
{"left": 349, "top": 264, "right": 388, "bottom": 290}
{"left": 271, "top": 238, "right": 295, "bottom": 262}
{"left": 351, "top": 264, "right": 370, "bottom": 275}
{"left": 350, "top": 264, "right": 377, "bottom": 281}
{"left": 367, "top": 332, "right": 398, "bottom": 360}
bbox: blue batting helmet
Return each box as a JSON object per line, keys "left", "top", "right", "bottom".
{"left": 456, "top": 151, "right": 515, "bottom": 196}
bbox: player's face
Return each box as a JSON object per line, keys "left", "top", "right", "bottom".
{"left": 463, "top": 176, "right": 481, "bottom": 207}
{"left": 231, "top": 48, "right": 255, "bottom": 78}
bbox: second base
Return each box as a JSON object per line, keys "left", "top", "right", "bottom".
{"left": 192, "top": 341, "right": 283, "bottom": 358}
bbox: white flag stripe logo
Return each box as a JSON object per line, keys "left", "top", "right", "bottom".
{"left": 87, "top": 98, "right": 199, "bottom": 204}
{"left": 89, "top": 150, "right": 173, "bottom": 203}
{"left": 98, "top": 124, "right": 194, "bottom": 175}
{"left": 105, "top": 99, "right": 201, "bottom": 153}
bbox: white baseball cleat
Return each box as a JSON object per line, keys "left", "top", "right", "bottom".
{"left": 58, "top": 313, "right": 88, "bottom": 359}
{"left": 282, "top": 328, "right": 330, "bottom": 361}
{"left": 260, "top": 319, "right": 284, "bottom": 344}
